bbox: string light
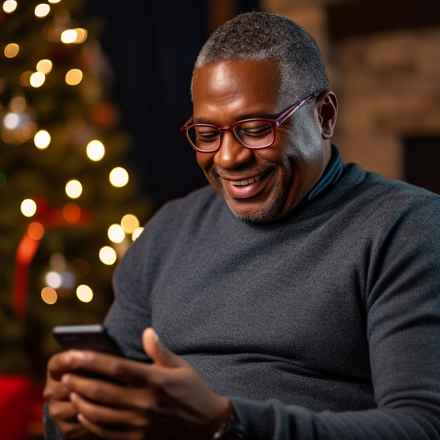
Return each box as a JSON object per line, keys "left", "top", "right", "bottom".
{"left": 99, "top": 246, "right": 117, "bottom": 265}
{"left": 4, "top": 43, "right": 20, "bottom": 58}
{"left": 65, "top": 68, "right": 83, "bottom": 86}
{"left": 132, "top": 227, "right": 144, "bottom": 241}
{"left": 36, "top": 59, "right": 53, "bottom": 74}
{"left": 61, "top": 29, "right": 76, "bottom": 44}
{"left": 65, "top": 179, "right": 83, "bottom": 199}
{"left": 107, "top": 224, "right": 125, "bottom": 243}
{"left": 34, "top": 130, "right": 51, "bottom": 149}
{"left": 121, "top": 214, "right": 139, "bottom": 234}
{"left": 109, "top": 166, "right": 129, "bottom": 187}
{"left": 41, "top": 287, "right": 58, "bottom": 305}
{"left": 2, "top": 0, "right": 17, "bottom": 13}
{"left": 3, "top": 112, "right": 19, "bottom": 129}
{"left": 30, "top": 71, "right": 46, "bottom": 88}
{"left": 34, "top": 3, "right": 51, "bottom": 17}
{"left": 61, "top": 28, "right": 88, "bottom": 44}
{"left": 20, "top": 199, "right": 37, "bottom": 217}
{"left": 76, "top": 284, "right": 94, "bottom": 303}
{"left": 45, "top": 271, "right": 62, "bottom": 289}
{"left": 86, "top": 139, "right": 105, "bottom": 161}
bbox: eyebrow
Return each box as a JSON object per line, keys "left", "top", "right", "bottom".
{"left": 192, "top": 111, "right": 278, "bottom": 124}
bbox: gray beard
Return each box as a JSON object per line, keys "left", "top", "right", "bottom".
{"left": 228, "top": 187, "right": 286, "bottom": 224}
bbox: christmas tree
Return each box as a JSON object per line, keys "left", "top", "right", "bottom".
{"left": 0, "top": 0, "right": 152, "bottom": 376}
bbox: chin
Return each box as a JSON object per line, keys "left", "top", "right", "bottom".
{"left": 227, "top": 191, "right": 286, "bottom": 224}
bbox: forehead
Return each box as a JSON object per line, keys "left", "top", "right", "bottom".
{"left": 192, "top": 59, "right": 281, "bottom": 121}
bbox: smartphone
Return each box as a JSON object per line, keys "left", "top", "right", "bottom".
{"left": 52, "top": 324, "right": 124, "bottom": 356}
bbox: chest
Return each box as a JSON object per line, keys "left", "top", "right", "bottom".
{"left": 149, "top": 221, "right": 371, "bottom": 380}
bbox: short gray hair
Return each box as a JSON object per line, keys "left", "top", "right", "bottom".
{"left": 193, "top": 12, "right": 329, "bottom": 107}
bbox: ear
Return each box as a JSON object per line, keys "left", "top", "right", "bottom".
{"left": 317, "top": 91, "right": 338, "bottom": 140}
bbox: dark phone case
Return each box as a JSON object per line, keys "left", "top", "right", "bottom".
{"left": 53, "top": 324, "right": 123, "bottom": 356}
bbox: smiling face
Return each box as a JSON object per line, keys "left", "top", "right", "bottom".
{"left": 192, "top": 59, "right": 334, "bottom": 223}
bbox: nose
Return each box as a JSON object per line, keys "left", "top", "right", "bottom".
{"left": 213, "top": 130, "right": 253, "bottom": 170}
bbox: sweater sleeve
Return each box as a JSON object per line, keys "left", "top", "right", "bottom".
{"left": 229, "top": 197, "right": 440, "bottom": 440}
{"left": 43, "top": 201, "right": 179, "bottom": 439}
{"left": 104, "top": 199, "right": 183, "bottom": 358}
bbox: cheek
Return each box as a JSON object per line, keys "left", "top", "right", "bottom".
{"left": 256, "top": 137, "right": 295, "bottom": 176}
{"left": 195, "top": 152, "right": 213, "bottom": 175}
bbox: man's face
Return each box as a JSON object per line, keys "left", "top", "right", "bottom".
{"left": 192, "top": 59, "right": 330, "bottom": 223}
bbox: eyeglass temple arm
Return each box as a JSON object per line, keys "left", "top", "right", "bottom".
{"left": 276, "top": 95, "right": 315, "bottom": 127}
{"left": 276, "top": 91, "right": 323, "bottom": 127}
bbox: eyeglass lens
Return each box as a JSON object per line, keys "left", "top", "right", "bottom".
{"left": 187, "top": 120, "right": 275, "bottom": 151}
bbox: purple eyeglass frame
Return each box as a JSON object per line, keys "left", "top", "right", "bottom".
{"left": 180, "top": 92, "right": 319, "bottom": 153}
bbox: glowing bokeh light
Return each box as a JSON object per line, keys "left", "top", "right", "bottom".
{"left": 33, "top": 130, "right": 51, "bottom": 149}
{"left": 107, "top": 224, "right": 125, "bottom": 243}
{"left": 65, "top": 179, "right": 83, "bottom": 199}
{"left": 3, "top": 112, "right": 19, "bottom": 129}
{"left": 76, "top": 284, "right": 94, "bottom": 303}
{"left": 36, "top": 59, "right": 53, "bottom": 74}
{"left": 99, "top": 246, "right": 117, "bottom": 265}
{"left": 4, "top": 42, "right": 19, "bottom": 58}
{"left": 45, "top": 271, "right": 62, "bottom": 289}
{"left": 30, "top": 71, "right": 46, "bottom": 88}
{"left": 3, "top": 0, "right": 17, "bottom": 13}
{"left": 62, "top": 203, "right": 81, "bottom": 223}
{"left": 61, "top": 28, "right": 88, "bottom": 44}
{"left": 20, "top": 199, "right": 37, "bottom": 217}
{"left": 34, "top": 3, "right": 50, "bottom": 17}
{"left": 41, "top": 287, "right": 58, "bottom": 304}
{"left": 65, "top": 68, "right": 83, "bottom": 86}
{"left": 27, "top": 222, "right": 45, "bottom": 240}
{"left": 121, "top": 214, "right": 139, "bottom": 234}
{"left": 86, "top": 139, "right": 105, "bottom": 161}
{"left": 109, "top": 167, "right": 129, "bottom": 188}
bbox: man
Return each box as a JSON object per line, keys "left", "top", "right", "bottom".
{"left": 44, "top": 12, "right": 440, "bottom": 440}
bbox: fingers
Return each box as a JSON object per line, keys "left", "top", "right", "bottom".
{"left": 55, "top": 421, "right": 88, "bottom": 440}
{"left": 48, "top": 401, "right": 78, "bottom": 423}
{"left": 47, "top": 351, "right": 90, "bottom": 380}
{"left": 44, "top": 376, "right": 71, "bottom": 402}
{"left": 63, "top": 374, "right": 154, "bottom": 411}
{"left": 142, "top": 327, "right": 184, "bottom": 368}
{"left": 77, "top": 414, "right": 145, "bottom": 440}
{"left": 59, "top": 350, "right": 175, "bottom": 387}
{"left": 70, "top": 392, "right": 149, "bottom": 429}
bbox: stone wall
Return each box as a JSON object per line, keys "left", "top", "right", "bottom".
{"left": 263, "top": 0, "right": 440, "bottom": 179}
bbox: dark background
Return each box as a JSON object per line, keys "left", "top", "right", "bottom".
{"left": 87, "top": 1, "right": 260, "bottom": 208}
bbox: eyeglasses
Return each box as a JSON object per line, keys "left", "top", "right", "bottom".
{"left": 181, "top": 93, "right": 318, "bottom": 153}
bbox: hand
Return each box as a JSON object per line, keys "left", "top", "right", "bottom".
{"left": 60, "top": 328, "right": 231, "bottom": 439}
{"left": 44, "top": 352, "right": 97, "bottom": 439}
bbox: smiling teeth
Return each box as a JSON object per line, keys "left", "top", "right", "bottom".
{"left": 233, "top": 174, "right": 263, "bottom": 187}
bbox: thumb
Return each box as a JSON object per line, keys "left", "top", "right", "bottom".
{"left": 142, "top": 327, "right": 182, "bottom": 368}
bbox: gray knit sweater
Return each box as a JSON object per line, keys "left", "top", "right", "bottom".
{"left": 46, "top": 159, "right": 440, "bottom": 439}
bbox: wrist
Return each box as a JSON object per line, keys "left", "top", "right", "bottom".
{"left": 210, "top": 398, "right": 244, "bottom": 440}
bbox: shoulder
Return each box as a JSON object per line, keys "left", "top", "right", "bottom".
{"left": 112, "top": 186, "right": 220, "bottom": 287}
{"left": 129, "top": 185, "right": 222, "bottom": 250}
{"left": 341, "top": 164, "right": 440, "bottom": 228}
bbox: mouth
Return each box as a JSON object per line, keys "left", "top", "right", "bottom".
{"left": 221, "top": 169, "right": 274, "bottom": 200}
